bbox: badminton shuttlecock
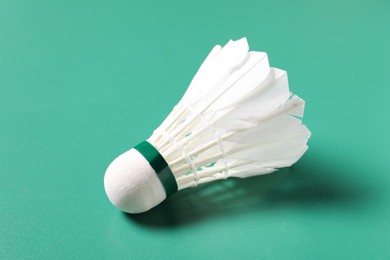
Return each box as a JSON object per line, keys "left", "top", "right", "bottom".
{"left": 104, "top": 38, "right": 311, "bottom": 214}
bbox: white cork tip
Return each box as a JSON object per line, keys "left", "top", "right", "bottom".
{"left": 104, "top": 148, "right": 167, "bottom": 214}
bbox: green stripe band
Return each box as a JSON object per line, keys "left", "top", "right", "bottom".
{"left": 134, "top": 141, "right": 178, "bottom": 197}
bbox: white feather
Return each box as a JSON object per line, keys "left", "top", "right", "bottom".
{"left": 148, "top": 37, "right": 311, "bottom": 190}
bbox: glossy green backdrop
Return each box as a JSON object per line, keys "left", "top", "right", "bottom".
{"left": 1, "top": 0, "right": 389, "bottom": 259}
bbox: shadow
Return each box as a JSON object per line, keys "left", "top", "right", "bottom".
{"left": 125, "top": 153, "right": 370, "bottom": 227}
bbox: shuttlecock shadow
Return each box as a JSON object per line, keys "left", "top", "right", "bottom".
{"left": 126, "top": 154, "right": 369, "bottom": 227}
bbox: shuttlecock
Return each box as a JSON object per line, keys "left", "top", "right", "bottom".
{"left": 104, "top": 38, "right": 311, "bottom": 214}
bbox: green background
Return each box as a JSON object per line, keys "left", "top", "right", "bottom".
{"left": 1, "top": 0, "right": 389, "bottom": 259}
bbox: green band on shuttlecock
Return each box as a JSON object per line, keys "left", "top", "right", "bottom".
{"left": 134, "top": 141, "right": 178, "bottom": 197}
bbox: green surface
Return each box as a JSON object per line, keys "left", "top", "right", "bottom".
{"left": 1, "top": 0, "right": 389, "bottom": 259}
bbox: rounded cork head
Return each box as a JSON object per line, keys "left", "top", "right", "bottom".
{"left": 104, "top": 148, "right": 167, "bottom": 214}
